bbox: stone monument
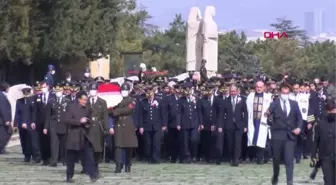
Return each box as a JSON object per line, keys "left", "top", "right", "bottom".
{"left": 186, "top": 7, "right": 203, "bottom": 71}
{"left": 201, "top": 6, "right": 218, "bottom": 72}
{"left": 89, "top": 54, "right": 110, "bottom": 79}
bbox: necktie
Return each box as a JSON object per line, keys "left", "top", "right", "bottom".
{"left": 232, "top": 97, "right": 236, "bottom": 111}
{"left": 91, "top": 98, "right": 94, "bottom": 105}
{"left": 57, "top": 97, "right": 60, "bottom": 104}
{"left": 283, "top": 100, "right": 287, "bottom": 116}
{"left": 43, "top": 94, "right": 46, "bottom": 104}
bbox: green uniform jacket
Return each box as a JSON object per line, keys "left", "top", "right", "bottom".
{"left": 111, "top": 96, "right": 138, "bottom": 148}
{"left": 88, "top": 97, "right": 109, "bottom": 152}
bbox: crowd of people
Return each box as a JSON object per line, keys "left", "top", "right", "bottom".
{"left": 0, "top": 62, "right": 335, "bottom": 185}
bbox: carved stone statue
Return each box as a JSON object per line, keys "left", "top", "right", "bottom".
{"left": 186, "top": 7, "right": 203, "bottom": 71}
{"left": 202, "top": 6, "right": 218, "bottom": 72}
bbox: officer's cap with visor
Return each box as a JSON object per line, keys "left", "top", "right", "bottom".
{"left": 89, "top": 82, "right": 98, "bottom": 90}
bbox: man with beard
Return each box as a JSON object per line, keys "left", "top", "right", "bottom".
{"left": 14, "top": 86, "right": 41, "bottom": 163}
{"left": 65, "top": 91, "right": 98, "bottom": 183}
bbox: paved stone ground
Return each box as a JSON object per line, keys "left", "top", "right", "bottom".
{"left": 0, "top": 146, "right": 323, "bottom": 185}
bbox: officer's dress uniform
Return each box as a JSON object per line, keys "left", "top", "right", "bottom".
{"left": 199, "top": 94, "right": 219, "bottom": 162}
{"left": 14, "top": 97, "right": 40, "bottom": 162}
{"left": 110, "top": 96, "right": 138, "bottom": 172}
{"left": 312, "top": 116, "right": 335, "bottom": 185}
{"left": 165, "top": 94, "right": 180, "bottom": 162}
{"left": 88, "top": 96, "right": 109, "bottom": 173}
{"left": 35, "top": 91, "right": 53, "bottom": 164}
{"left": 44, "top": 95, "right": 70, "bottom": 165}
{"left": 178, "top": 95, "right": 201, "bottom": 162}
{"left": 139, "top": 96, "right": 166, "bottom": 163}
{"left": 133, "top": 93, "right": 145, "bottom": 161}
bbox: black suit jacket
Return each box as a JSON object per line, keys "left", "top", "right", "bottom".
{"left": 0, "top": 92, "right": 11, "bottom": 125}
{"left": 34, "top": 92, "right": 54, "bottom": 128}
{"left": 199, "top": 96, "right": 220, "bottom": 130}
{"left": 269, "top": 99, "right": 303, "bottom": 141}
{"left": 219, "top": 96, "right": 248, "bottom": 130}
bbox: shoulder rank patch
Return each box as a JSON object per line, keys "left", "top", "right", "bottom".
{"left": 129, "top": 101, "right": 136, "bottom": 109}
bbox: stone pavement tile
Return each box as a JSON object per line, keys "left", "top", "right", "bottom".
{"left": 0, "top": 146, "right": 324, "bottom": 185}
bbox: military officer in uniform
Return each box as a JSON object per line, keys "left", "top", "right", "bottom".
{"left": 83, "top": 67, "right": 93, "bottom": 82}
{"left": 87, "top": 82, "right": 109, "bottom": 175}
{"left": 200, "top": 59, "right": 208, "bottom": 84}
{"left": 138, "top": 85, "right": 166, "bottom": 163}
{"left": 44, "top": 65, "right": 56, "bottom": 88}
{"left": 14, "top": 86, "right": 41, "bottom": 163}
{"left": 110, "top": 82, "right": 138, "bottom": 173}
{"left": 43, "top": 84, "right": 70, "bottom": 166}
{"left": 67, "top": 82, "right": 79, "bottom": 102}
{"left": 178, "top": 82, "right": 201, "bottom": 163}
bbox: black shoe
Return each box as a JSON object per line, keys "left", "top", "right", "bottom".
{"left": 24, "top": 156, "right": 31, "bottom": 162}
{"left": 310, "top": 167, "right": 318, "bottom": 180}
{"left": 114, "top": 164, "right": 122, "bottom": 173}
{"left": 90, "top": 176, "right": 99, "bottom": 182}
{"left": 66, "top": 178, "right": 75, "bottom": 183}
{"left": 125, "top": 165, "right": 131, "bottom": 173}
{"left": 231, "top": 160, "right": 239, "bottom": 167}
{"left": 287, "top": 182, "right": 293, "bottom": 185}
{"left": 271, "top": 176, "right": 278, "bottom": 185}
{"left": 42, "top": 160, "right": 50, "bottom": 166}
{"left": 50, "top": 163, "right": 57, "bottom": 167}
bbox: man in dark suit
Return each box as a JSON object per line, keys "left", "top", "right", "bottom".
{"left": 219, "top": 84, "right": 248, "bottom": 166}
{"left": 35, "top": 81, "right": 53, "bottom": 165}
{"left": 65, "top": 91, "right": 98, "bottom": 183}
{"left": 268, "top": 83, "right": 303, "bottom": 185}
{"left": 0, "top": 82, "right": 12, "bottom": 153}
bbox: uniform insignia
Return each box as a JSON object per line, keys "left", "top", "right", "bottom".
{"left": 45, "top": 76, "right": 48, "bottom": 79}
{"left": 302, "top": 108, "right": 307, "bottom": 113}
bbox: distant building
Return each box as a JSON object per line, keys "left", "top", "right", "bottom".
{"left": 315, "top": 10, "right": 325, "bottom": 34}
{"left": 304, "top": 12, "right": 315, "bottom": 36}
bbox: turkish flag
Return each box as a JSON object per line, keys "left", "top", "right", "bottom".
{"left": 97, "top": 83, "right": 122, "bottom": 108}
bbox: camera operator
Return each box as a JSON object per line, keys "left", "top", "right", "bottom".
{"left": 311, "top": 97, "right": 335, "bottom": 185}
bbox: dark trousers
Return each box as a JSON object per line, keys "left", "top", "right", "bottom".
{"left": 180, "top": 128, "right": 199, "bottom": 160}
{"left": 199, "top": 130, "right": 213, "bottom": 161}
{"left": 271, "top": 139, "right": 296, "bottom": 184}
{"left": 225, "top": 130, "right": 243, "bottom": 163}
{"left": 143, "top": 130, "right": 161, "bottom": 162}
{"left": 38, "top": 126, "right": 50, "bottom": 161}
{"left": 105, "top": 135, "right": 114, "bottom": 162}
{"left": 321, "top": 157, "right": 336, "bottom": 185}
{"left": 66, "top": 139, "right": 97, "bottom": 179}
{"left": 136, "top": 130, "right": 144, "bottom": 160}
{"left": 0, "top": 126, "right": 11, "bottom": 152}
{"left": 214, "top": 131, "right": 224, "bottom": 161}
{"left": 93, "top": 152, "right": 101, "bottom": 174}
{"left": 50, "top": 130, "right": 66, "bottom": 164}
{"left": 19, "top": 127, "right": 40, "bottom": 159}
{"left": 167, "top": 128, "right": 180, "bottom": 161}
{"left": 115, "top": 147, "right": 132, "bottom": 165}
{"left": 303, "top": 122, "right": 312, "bottom": 156}
{"left": 241, "top": 132, "right": 248, "bottom": 160}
